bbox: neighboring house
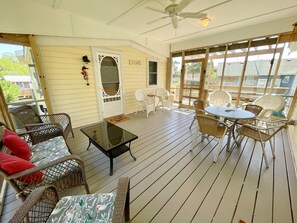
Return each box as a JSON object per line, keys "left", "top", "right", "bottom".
{"left": 216, "top": 59, "right": 297, "bottom": 95}
{"left": 2, "top": 75, "right": 32, "bottom": 99}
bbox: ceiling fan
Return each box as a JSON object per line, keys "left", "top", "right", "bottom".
{"left": 146, "top": 0, "right": 231, "bottom": 29}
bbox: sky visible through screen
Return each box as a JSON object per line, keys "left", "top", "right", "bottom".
{"left": 0, "top": 43, "right": 23, "bottom": 57}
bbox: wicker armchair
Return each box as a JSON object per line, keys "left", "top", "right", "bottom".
{"left": 191, "top": 113, "right": 228, "bottom": 162}
{"left": 9, "top": 177, "right": 130, "bottom": 223}
{"left": 253, "top": 95, "right": 285, "bottom": 119}
{"left": 0, "top": 122, "right": 89, "bottom": 201}
{"left": 155, "top": 88, "right": 174, "bottom": 110}
{"left": 236, "top": 118, "right": 294, "bottom": 168}
{"left": 135, "top": 89, "right": 155, "bottom": 117}
{"left": 10, "top": 105, "right": 74, "bottom": 139}
{"left": 207, "top": 90, "right": 232, "bottom": 107}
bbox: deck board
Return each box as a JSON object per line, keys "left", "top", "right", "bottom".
{"left": 1, "top": 108, "right": 297, "bottom": 223}
{"left": 273, "top": 130, "right": 294, "bottom": 223}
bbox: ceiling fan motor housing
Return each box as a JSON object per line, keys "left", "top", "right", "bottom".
{"left": 165, "top": 4, "right": 181, "bottom": 17}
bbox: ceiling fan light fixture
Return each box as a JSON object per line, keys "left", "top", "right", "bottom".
{"left": 201, "top": 17, "right": 210, "bottom": 26}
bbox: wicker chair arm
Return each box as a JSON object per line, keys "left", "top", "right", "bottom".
{"left": 24, "top": 123, "right": 63, "bottom": 130}
{"left": 195, "top": 113, "right": 229, "bottom": 128}
{"left": 241, "top": 122, "right": 287, "bottom": 131}
{"left": 9, "top": 185, "right": 59, "bottom": 223}
{"left": 7, "top": 155, "right": 84, "bottom": 180}
{"left": 255, "top": 117, "right": 288, "bottom": 123}
{"left": 113, "top": 177, "right": 130, "bottom": 223}
{"left": 40, "top": 113, "right": 71, "bottom": 124}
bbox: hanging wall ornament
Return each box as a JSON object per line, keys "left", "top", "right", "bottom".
{"left": 81, "top": 66, "right": 90, "bottom": 85}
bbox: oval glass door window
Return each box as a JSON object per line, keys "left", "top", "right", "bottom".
{"left": 100, "top": 56, "right": 119, "bottom": 96}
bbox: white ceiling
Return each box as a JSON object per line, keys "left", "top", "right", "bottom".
{"left": 31, "top": 0, "right": 297, "bottom": 44}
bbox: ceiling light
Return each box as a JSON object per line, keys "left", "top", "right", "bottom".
{"left": 201, "top": 17, "right": 210, "bottom": 26}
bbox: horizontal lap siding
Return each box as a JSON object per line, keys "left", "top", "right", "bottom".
{"left": 40, "top": 46, "right": 98, "bottom": 128}
{"left": 40, "top": 46, "right": 167, "bottom": 127}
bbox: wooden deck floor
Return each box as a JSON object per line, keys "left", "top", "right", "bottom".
{"left": 1, "top": 108, "right": 297, "bottom": 223}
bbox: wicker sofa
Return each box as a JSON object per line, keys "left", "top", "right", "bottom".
{"left": 9, "top": 177, "right": 130, "bottom": 223}
{"left": 0, "top": 122, "right": 89, "bottom": 201}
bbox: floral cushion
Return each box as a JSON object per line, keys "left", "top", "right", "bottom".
{"left": 28, "top": 136, "right": 79, "bottom": 185}
{"left": 47, "top": 193, "right": 116, "bottom": 223}
{"left": 30, "top": 136, "right": 70, "bottom": 165}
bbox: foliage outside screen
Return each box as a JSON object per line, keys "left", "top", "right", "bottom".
{"left": 0, "top": 80, "right": 20, "bottom": 103}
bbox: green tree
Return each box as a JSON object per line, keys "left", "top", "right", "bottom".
{"left": 188, "top": 62, "right": 201, "bottom": 77}
{"left": 0, "top": 53, "right": 29, "bottom": 77}
{"left": 0, "top": 80, "right": 20, "bottom": 103}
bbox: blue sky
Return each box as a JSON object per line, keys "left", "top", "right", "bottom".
{"left": 0, "top": 43, "right": 23, "bottom": 57}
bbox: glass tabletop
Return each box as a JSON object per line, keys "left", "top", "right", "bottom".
{"left": 205, "top": 106, "right": 255, "bottom": 119}
{"left": 80, "top": 122, "right": 138, "bottom": 152}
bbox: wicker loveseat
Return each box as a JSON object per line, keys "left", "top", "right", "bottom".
{"left": 9, "top": 177, "right": 130, "bottom": 223}
{"left": 0, "top": 122, "right": 89, "bottom": 201}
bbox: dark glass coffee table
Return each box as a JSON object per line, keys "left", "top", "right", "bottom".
{"left": 80, "top": 121, "right": 137, "bottom": 176}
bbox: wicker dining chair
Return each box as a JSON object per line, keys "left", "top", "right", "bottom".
{"left": 191, "top": 114, "right": 228, "bottom": 162}
{"left": 236, "top": 119, "right": 295, "bottom": 168}
{"left": 0, "top": 122, "right": 89, "bottom": 201}
{"left": 10, "top": 105, "right": 74, "bottom": 139}
{"left": 9, "top": 177, "right": 130, "bottom": 223}
{"left": 237, "top": 104, "right": 263, "bottom": 125}
{"left": 189, "top": 99, "right": 205, "bottom": 129}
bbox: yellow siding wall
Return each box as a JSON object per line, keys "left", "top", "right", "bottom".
{"left": 39, "top": 46, "right": 167, "bottom": 128}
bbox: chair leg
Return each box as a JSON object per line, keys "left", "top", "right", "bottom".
{"left": 189, "top": 116, "right": 196, "bottom": 129}
{"left": 213, "top": 137, "right": 223, "bottom": 163}
{"left": 260, "top": 142, "right": 269, "bottom": 168}
{"left": 190, "top": 132, "right": 198, "bottom": 151}
{"left": 85, "top": 183, "right": 90, "bottom": 194}
{"left": 269, "top": 139, "right": 275, "bottom": 157}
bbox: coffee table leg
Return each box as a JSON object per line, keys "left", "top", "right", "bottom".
{"left": 128, "top": 142, "right": 136, "bottom": 161}
{"left": 109, "top": 157, "right": 113, "bottom": 176}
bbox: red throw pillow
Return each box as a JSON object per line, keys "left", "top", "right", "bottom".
{"left": 2, "top": 129, "right": 31, "bottom": 161}
{"left": 0, "top": 153, "right": 43, "bottom": 184}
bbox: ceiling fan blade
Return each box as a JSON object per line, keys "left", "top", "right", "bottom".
{"left": 180, "top": 12, "right": 207, "bottom": 19}
{"left": 177, "top": 0, "right": 193, "bottom": 10}
{"left": 171, "top": 17, "right": 178, "bottom": 29}
{"left": 146, "top": 6, "right": 166, "bottom": 14}
{"left": 147, "top": 16, "right": 169, "bottom": 25}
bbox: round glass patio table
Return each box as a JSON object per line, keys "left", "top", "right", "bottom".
{"left": 204, "top": 106, "right": 255, "bottom": 150}
{"left": 205, "top": 106, "right": 255, "bottom": 120}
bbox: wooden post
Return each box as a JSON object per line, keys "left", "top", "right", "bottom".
{"left": 0, "top": 86, "right": 14, "bottom": 130}
{"left": 179, "top": 51, "right": 185, "bottom": 108}
{"left": 235, "top": 40, "right": 251, "bottom": 107}
{"left": 198, "top": 48, "right": 209, "bottom": 101}
{"left": 166, "top": 57, "right": 172, "bottom": 92}
{"left": 265, "top": 36, "right": 281, "bottom": 95}
{"left": 28, "top": 35, "right": 53, "bottom": 114}
{"left": 219, "top": 45, "right": 228, "bottom": 90}
{"left": 287, "top": 23, "right": 297, "bottom": 118}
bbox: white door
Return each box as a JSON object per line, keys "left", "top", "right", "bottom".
{"left": 94, "top": 51, "right": 124, "bottom": 118}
